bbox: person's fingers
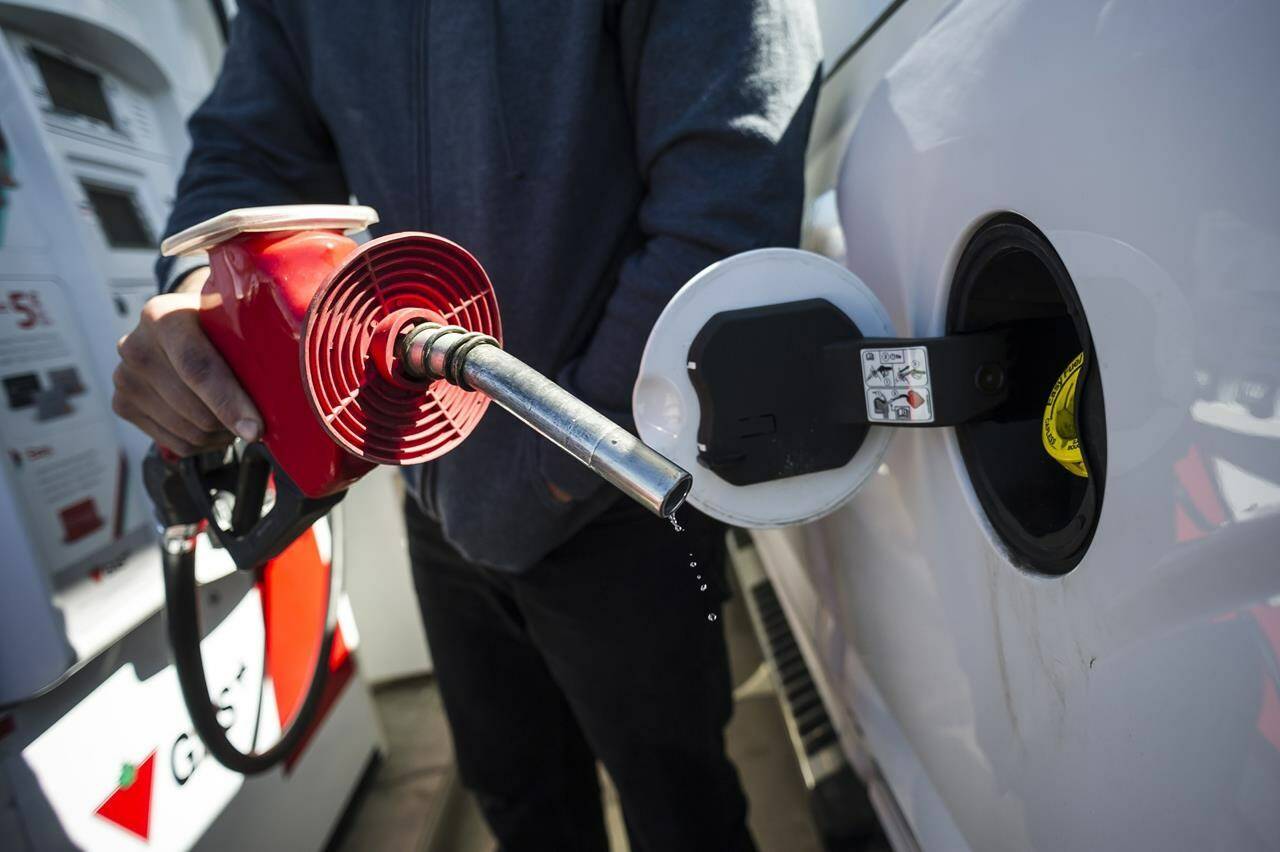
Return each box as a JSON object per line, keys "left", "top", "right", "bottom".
{"left": 116, "top": 321, "right": 223, "bottom": 442}
{"left": 116, "top": 319, "right": 159, "bottom": 374}
{"left": 147, "top": 305, "right": 262, "bottom": 442}
{"left": 112, "top": 394, "right": 199, "bottom": 456}
{"left": 113, "top": 292, "right": 262, "bottom": 446}
{"left": 113, "top": 365, "right": 230, "bottom": 449}
{"left": 134, "top": 354, "right": 227, "bottom": 437}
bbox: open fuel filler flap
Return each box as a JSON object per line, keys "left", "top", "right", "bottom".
{"left": 634, "top": 245, "right": 1103, "bottom": 573}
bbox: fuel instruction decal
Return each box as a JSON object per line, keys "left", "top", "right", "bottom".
{"left": 863, "top": 346, "right": 934, "bottom": 423}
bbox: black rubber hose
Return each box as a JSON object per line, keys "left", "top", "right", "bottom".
{"left": 162, "top": 532, "right": 341, "bottom": 775}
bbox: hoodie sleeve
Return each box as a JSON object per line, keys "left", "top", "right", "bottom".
{"left": 538, "top": 0, "right": 823, "bottom": 498}
{"left": 155, "top": 0, "right": 349, "bottom": 291}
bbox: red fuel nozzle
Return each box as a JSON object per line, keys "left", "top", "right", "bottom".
{"left": 307, "top": 234, "right": 689, "bottom": 518}
{"left": 162, "top": 205, "right": 689, "bottom": 516}
{"left": 163, "top": 208, "right": 501, "bottom": 499}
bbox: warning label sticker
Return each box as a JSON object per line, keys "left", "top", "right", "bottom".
{"left": 862, "top": 346, "right": 934, "bottom": 423}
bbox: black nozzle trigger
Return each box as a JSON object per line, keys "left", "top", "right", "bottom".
{"left": 182, "top": 442, "right": 344, "bottom": 571}
{"left": 143, "top": 445, "right": 204, "bottom": 528}
{"left": 143, "top": 441, "right": 345, "bottom": 571}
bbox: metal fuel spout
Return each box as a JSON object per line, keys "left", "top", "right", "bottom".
{"left": 400, "top": 323, "right": 692, "bottom": 518}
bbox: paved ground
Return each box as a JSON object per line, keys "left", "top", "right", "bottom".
{"left": 329, "top": 678, "right": 453, "bottom": 852}
{"left": 329, "top": 579, "right": 825, "bottom": 852}
{"left": 722, "top": 579, "right": 824, "bottom": 852}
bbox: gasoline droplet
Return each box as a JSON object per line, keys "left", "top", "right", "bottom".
{"left": 690, "top": 562, "right": 697, "bottom": 567}
{"left": 669, "top": 514, "right": 684, "bottom": 533}
{"left": 700, "top": 584, "right": 707, "bottom": 591}
{"left": 707, "top": 613, "right": 717, "bottom": 622}
{"left": 696, "top": 575, "right": 701, "bottom": 580}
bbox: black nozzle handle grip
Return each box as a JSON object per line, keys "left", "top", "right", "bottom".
{"left": 143, "top": 445, "right": 204, "bottom": 528}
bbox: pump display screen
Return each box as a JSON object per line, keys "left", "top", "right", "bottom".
{"left": 81, "top": 183, "right": 154, "bottom": 249}
{"left": 32, "top": 49, "right": 115, "bottom": 129}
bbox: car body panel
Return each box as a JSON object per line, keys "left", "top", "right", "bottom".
{"left": 759, "top": 1, "right": 1280, "bottom": 849}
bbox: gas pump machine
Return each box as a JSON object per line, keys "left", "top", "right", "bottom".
{"left": 0, "top": 5, "right": 405, "bottom": 850}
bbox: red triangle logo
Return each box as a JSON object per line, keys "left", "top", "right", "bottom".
{"left": 94, "top": 750, "right": 156, "bottom": 841}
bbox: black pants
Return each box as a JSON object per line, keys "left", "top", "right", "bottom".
{"left": 404, "top": 496, "right": 755, "bottom": 852}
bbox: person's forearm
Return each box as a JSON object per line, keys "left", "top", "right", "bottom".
{"left": 155, "top": 0, "right": 347, "bottom": 294}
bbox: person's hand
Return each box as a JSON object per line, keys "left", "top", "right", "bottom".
{"left": 112, "top": 268, "right": 262, "bottom": 456}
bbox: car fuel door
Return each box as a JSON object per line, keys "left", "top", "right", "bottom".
{"left": 635, "top": 248, "right": 1025, "bottom": 530}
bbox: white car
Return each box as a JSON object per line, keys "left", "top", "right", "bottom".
{"left": 635, "top": 1, "right": 1280, "bottom": 849}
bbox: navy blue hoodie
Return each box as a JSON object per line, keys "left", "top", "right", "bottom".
{"left": 159, "top": 0, "right": 822, "bottom": 570}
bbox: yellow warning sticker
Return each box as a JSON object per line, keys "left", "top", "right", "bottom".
{"left": 1042, "top": 351, "right": 1088, "bottom": 478}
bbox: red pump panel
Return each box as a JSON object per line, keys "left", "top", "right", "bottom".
{"left": 199, "top": 230, "right": 374, "bottom": 498}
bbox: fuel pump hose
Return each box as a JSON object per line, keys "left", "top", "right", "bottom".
{"left": 161, "top": 522, "right": 342, "bottom": 775}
